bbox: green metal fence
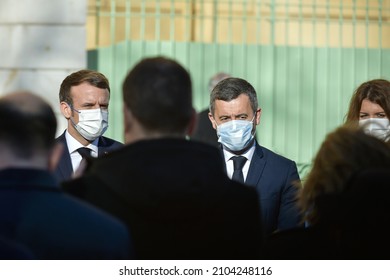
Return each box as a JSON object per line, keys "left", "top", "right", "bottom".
{"left": 87, "top": 0, "right": 390, "bottom": 178}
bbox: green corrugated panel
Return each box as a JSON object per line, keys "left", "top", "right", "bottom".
{"left": 88, "top": 0, "right": 390, "bottom": 178}
{"left": 94, "top": 42, "right": 390, "bottom": 176}
{"left": 125, "top": 0, "right": 132, "bottom": 71}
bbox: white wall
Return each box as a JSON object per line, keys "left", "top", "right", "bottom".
{"left": 0, "top": 0, "right": 87, "bottom": 136}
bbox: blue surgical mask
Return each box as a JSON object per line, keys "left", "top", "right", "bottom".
{"left": 216, "top": 117, "right": 255, "bottom": 151}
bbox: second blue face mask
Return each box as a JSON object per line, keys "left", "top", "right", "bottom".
{"left": 217, "top": 118, "right": 255, "bottom": 152}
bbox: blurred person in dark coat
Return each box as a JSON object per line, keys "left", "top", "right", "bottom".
{"left": 63, "top": 57, "right": 264, "bottom": 260}
{"left": 0, "top": 91, "right": 131, "bottom": 259}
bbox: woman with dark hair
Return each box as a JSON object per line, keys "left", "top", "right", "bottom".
{"left": 345, "top": 79, "right": 390, "bottom": 141}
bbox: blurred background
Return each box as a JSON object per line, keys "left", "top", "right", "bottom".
{"left": 1, "top": 0, "right": 390, "bottom": 177}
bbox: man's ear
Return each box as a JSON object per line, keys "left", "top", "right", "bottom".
{"left": 186, "top": 108, "right": 198, "bottom": 136}
{"left": 208, "top": 112, "right": 217, "bottom": 130}
{"left": 255, "top": 108, "right": 262, "bottom": 125}
{"left": 60, "top": 102, "right": 72, "bottom": 119}
{"left": 48, "top": 142, "right": 64, "bottom": 172}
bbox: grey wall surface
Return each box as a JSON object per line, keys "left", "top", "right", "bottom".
{"left": 0, "top": 0, "right": 87, "bottom": 136}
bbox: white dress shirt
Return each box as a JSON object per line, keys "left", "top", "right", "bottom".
{"left": 65, "top": 130, "right": 99, "bottom": 173}
{"left": 222, "top": 142, "right": 256, "bottom": 182}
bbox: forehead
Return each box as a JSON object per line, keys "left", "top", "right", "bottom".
{"left": 70, "top": 82, "right": 109, "bottom": 103}
{"left": 214, "top": 94, "right": 252, "bottom": 116}
{"left": 360, "top": 99, "right": 384, "bottom": 112}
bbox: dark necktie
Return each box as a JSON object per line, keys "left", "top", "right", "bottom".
{"left": 77, "top": 147, "right": 92, "bottom": 160}
{"left": 75, "top": 147, "right": 93, "bottom": 175}
{"left": 231, "top": 156, "right": 247, "bottom": 184}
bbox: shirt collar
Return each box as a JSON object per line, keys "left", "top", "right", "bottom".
{"left": 65, "top": 130, "right": 99, "bottom": 155}
{"left": 222, "top": 141, "right": 256, "bottom": 163}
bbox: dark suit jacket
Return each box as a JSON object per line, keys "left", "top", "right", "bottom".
{"left": 236, "top": 142, "right": 302, "bottom": 235}
{"left": 0, "top": 235, "right": 35, "bottom": 259}
{"left": 54, "top": 131, "right": 123, "bottom": 183}
{"left": 191, "top": 109, "right": 219, "bottom": 147}
{"left": 63, "top": 139, "right": 264, "bottom": 260}
{"left": 0, "top": 168, "right": 131, "bottom": 259}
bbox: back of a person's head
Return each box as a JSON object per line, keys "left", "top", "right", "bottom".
{"left": 340, "top": 168, "right": 390, "bottom": 258}
{"left": 209, "top": 77, "right": 258, "bottom": 116}
{"left": 122, "top": 56, "right": 193, "bottom": 134}
{"left": 299, "top": 125, "right": 390, "bottom": 225}
{"left": 0, "top": 91, "right": 57, "bottom": 159}
{"left": 345, "top": 78, "right": 390, "bottom": 123}
{"left": 59, "top": 69, "right": 110, "bottom": 106}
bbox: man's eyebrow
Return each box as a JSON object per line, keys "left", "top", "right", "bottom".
{"left": 81, "top": 102, "right": 95, "bottom": 106}
{"left": 218, "top": 113, "right": 248, "bottom": 119}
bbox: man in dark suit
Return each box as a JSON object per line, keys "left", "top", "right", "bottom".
{"left": 0, "top": 91, "right": 131, "bottom": 259}
{"left": 63, "top": 57, "right": 264, "bottom": 260}
{"left": 55, "top": 70, "right": 123, "bottom": 183}
{"left": 208, "top": 77, "right": 302, "bottom": 236}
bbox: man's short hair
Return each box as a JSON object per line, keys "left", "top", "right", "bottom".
{"left": 59, "top": 69, "right": 110, "bottom": 106}
{"left": 209, "top": 77, "right": 258, "bottom": 116}
{"left": 122, "top": 56, "right": 193, "bottom": 134}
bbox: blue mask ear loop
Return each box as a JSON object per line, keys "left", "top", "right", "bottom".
{"left": 212, "top": 116, "right": 221, "bottom": 137}
{"left": 67, "top": 103, "right": 81, "bottom": 114}
{"left": 250, "top": 112, "right": 257, "bottom": 136}
{"left": 67, "top": 103, "right": 81, "bottom": 128}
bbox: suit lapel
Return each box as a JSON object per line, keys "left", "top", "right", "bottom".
{"left": 56, "top": 132, "right": 73, "bottom": 180}
{"left": 219, "top": 144, "right": 228, "bottom": 176}
{"left": 97, "top": 136, "right": 110, "bottom": 157}
{"left": 245, "top": 143, "right": 266, "bottom": 188}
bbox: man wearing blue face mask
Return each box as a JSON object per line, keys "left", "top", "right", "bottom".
{"left": 54, "top": 70, "right": 123, "bottom": 183}
{"left": 208, "top": 77, "right": 302, "bottom": 236}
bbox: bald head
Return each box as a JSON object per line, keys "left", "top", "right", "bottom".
{"left": 0, "top": 91, "right": 57, "bottom": 160}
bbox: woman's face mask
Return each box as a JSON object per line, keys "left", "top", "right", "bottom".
{"left": 359, "top": 118, "right": 390, "bottom": 142}
{"left": 216, "top": 116, "right": 255, "bottom": 152}
{"left": 71, "top": 107, "right": 109, "bottom": 141}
